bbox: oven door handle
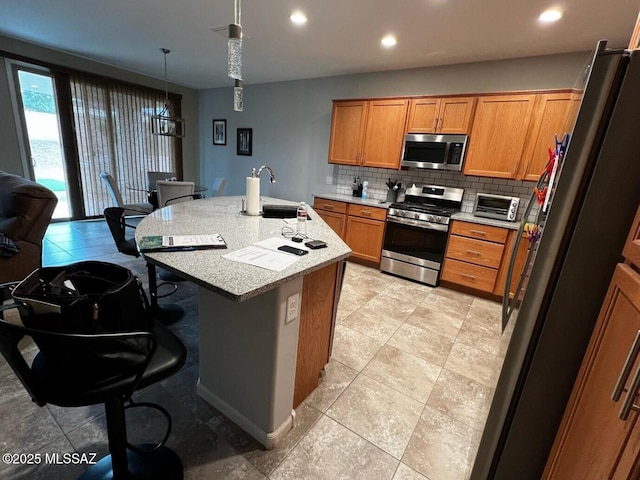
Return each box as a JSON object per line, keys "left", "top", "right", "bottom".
{"left": 386, "top": 216, "right": 449, "bottom": 232}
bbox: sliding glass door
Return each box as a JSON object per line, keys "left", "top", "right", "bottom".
{"left": 15, "top": 68, "right": 70, "bottom": 219}
{"left": 9, "top": 59, "right": 182, "bottom": 220}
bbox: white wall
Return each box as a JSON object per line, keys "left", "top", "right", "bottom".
{"left": 198, "top": 51, "right": 590, "bottom": 204}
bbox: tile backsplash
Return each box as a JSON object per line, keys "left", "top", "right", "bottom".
{"left": 335, "top": 165, "right": 538, "bottom": 220}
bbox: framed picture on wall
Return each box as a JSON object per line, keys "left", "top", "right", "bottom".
{"left": 237, "top": 128, "right": 252, "bottom": 156}
{"left": 213, "top": 119, "right": 226, "bottom": 145}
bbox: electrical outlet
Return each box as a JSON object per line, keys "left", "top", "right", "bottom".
{"left": 286, "top": 293, "right": 299, "bottom": 324}
{"left": 325, "top": 176, "right": 334, "bottom": 185}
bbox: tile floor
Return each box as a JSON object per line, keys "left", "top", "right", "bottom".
{"left": 0, "top": 219, "right": 513, "bottom": 480}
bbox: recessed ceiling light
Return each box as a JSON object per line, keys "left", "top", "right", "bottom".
{"left": 290, "top": 11, "right": 307, "bottom": 25}
{"left": 381, "top": 34, "right": 397, "bottom": 47}
{"left": 539, "top": 8, "right": 563, "bottom": 23}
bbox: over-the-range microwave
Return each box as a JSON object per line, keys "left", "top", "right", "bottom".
{"left": 400, "top": 133, "right": 468, "bottom": 171}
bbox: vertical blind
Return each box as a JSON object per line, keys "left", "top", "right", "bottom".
{"left": 69, "top": 74, "right": 179, "bottom": 217}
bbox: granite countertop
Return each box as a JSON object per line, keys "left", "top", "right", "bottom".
{"left": 135, "top": 196, "right": 351, "bottom": 302}
{"left": 313, "top": 192, "right": 521, "bottom": 230}
{"left": 313, "top": 193, "right": 392, "bottom": 209}
{"left": 450, "top": 212, "right": 521, "bottom": 230}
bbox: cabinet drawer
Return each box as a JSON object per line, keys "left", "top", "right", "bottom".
{"left": 447, "top": 235, "right": 505, "bottom": 269}
{"left": 441, "top": 258, "right": 498, "bottom": 292}
{"left": 347, "top": 203, "right": 387, "bottom": 221}
{"left": 313, "top": 198, "right": 347, "bottom": 214}
{"left": 451, "top": 221, "right": 508, "bottom": 243}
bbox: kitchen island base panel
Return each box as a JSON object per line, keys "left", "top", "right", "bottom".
{"left": 196, "top": 277, "right": 303, "bottom": 449}
{"left": 196, "top": 382, "right": 295, "bottom": 450}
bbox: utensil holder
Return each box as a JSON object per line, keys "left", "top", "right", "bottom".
{"left": 386, "top": 190, "right": 397, "bottom": 203}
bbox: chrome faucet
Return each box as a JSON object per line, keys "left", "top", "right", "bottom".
{"left": 252, "top": 165, "right": 276, "bottom": 183}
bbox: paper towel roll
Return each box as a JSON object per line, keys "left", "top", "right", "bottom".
{"left": 246, "top": 177, "right": 260, "bottom": 215}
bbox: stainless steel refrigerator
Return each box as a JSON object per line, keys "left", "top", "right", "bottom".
{"left": 471, "top": 41, "right": 640, "bottom": 479}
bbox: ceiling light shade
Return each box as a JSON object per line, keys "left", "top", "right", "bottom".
{"left": 151, "top": 48, "right": 185, "bottom": 138}
{"left": 290, "top": 12, "right": 307, "bottom": 25}
{"left": 381, "top": 34, "right": 397, "bottom": 47}
{"left": 228, "top": 0, "right": 243, "bottom": 80}
{"left": 228, "top": 23, "right": 242, "bottom": 80}
{"left": 539, "top": 8, "right": 563, "bottom": 22}
{"left": 234, "top": 79, "right": 243, "bottom": 112}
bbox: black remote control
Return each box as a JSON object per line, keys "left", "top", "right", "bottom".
{"left": 278, "top": 245, "right": 309, "bottom": 256}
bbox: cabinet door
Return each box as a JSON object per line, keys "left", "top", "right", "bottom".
{"left": 563, "top": 93, "right": 582, "bottom": 136}
{"left": 544, "top": 263, "right": 640, "bottom": 479}
{"left": 518, "top": 93, "right": 573, "bottom": 182}
{"left": 328, "top": 101, "right": 367, "bottom": 165}
{"left": 361, "top": 99, "right": 409, "bottom": 169}
{"left": 463, "top": 94, "right": 536, "bottom": 178}
{"left": 316, "top": 210, "right": 346, "bottom": 239}
{"left": 406, "top": 98, "right": 440, "bottom": 133}
{"left": 344, "top": 216, "right": 385, "bottom": 263}
{"left": 437, "top": 97, "right": 476, "bottom": 134}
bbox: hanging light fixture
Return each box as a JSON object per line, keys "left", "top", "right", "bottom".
{"left": 228, "top": 0, "right": 243, "bottom": 111}
{"left": 151, "top": 48, "right": 185, "bottom": 137}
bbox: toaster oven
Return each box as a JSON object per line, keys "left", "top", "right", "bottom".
{"left": 473, "top": 193, "right": 520, "bottom": 222}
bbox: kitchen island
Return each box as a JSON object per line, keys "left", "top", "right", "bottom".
{"left": 136, "top": 196, "right": 351, "bottom": 448}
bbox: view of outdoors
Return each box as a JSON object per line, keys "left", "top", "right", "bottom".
{"left": 18, "top": 70, "right": 69, "bottom": 219}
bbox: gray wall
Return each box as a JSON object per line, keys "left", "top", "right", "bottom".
{"left": 0, "top": 35, "right": 199, "bottom": 180}
{"left": 198, "top": 51, "right": 590, "bottom": 204}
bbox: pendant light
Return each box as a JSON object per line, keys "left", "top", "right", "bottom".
{"left": 228, "top": 0, "right": 243, "bottom": 111}
{"left": 151, "top": 48, "right": 185, "bottom": 137}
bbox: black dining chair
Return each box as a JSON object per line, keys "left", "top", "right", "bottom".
{"left": 0, "top": 282, "right": 187, "bottom": 480}
{"left": 104, "top": 207, "right": 184, "bottom": 325}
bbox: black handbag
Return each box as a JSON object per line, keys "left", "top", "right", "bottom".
{"left": 11, "top": 261, "right": 154, "bottom": 378}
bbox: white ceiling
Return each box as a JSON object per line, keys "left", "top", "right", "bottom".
{"left": 0, "top": 0, "right": 638, "bottom": 90}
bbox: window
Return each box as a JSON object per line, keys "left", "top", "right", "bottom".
{"left": 68, "top": 74, "right": 181, "bottom": 217}
{"left": 8, "top": 57, "right": 182, "bottom": 219}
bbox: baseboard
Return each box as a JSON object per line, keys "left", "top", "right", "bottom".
{"left": 196, "top": 380, "right": 295, "bottom": 449}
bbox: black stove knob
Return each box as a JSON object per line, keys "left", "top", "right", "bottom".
{"left": 426, "top": 214, "right": 434, "bottom": 222}
{"left": 435, "top": 216, "right": 442, "bottom": 223}
{"left": 414, "top": 213, "right": 420, "bottom": 219}
{"left": 399, "top": 211, "right": 406, "bottom": 217}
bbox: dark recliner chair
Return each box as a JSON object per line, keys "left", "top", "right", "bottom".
{"left": 0, "top": 283, "right": 187, "bottom": 479}
{"left": 0, "top": 171, "right": 58, "bottom": 284}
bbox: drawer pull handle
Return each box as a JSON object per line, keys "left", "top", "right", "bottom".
{"left": 461, "top": 273, "right": 476, "bottom": 280}
{"left": 324, "top": 204, "right": 334, "bottom": 210}
{"left": 469, "top": 229, "right": 487, "bottom": 236}
{"left": 361, "top": 211, "right": 372, "bottom": 216}
{"left": 613, "top": 330, "right": 640, "bottom": 420}
{"left": 466, "top": 250, "right": 482, "bottom": 257}
{"left": 612, "top": 331, "right": 640, "bottom": 401}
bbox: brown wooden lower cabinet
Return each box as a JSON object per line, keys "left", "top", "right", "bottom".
{"left": 344, "top": 215, "right": 385, "bottom": 263}
{"left": 313, "top": 198, "right": 386, "bottom": 264}
{"left": 294, "top": 262, "right": 341, "bottom": 407}
{"left": 543, "top": 263, "right": 640, "bottom": 479}
{"left": 316, "top": 209, "right": 346, "bottom": 238}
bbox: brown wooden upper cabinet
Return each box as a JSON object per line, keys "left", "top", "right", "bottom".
{"left": 517, "top": 92, "right": 580, "bottom": 181}
{"left": 328, "top": 99, "right": 409, "bottom": 169}
{"left": 463, "top": 94, "right": 537, "bottom": 178}
{"left": 406, "top": 96, "right": 476, "bottom": 134}
{"left": 464, "top": 91, "right": 580, "bottom": 180}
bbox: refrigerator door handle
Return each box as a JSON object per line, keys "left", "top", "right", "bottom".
{"left": 501, "top": 174, "right": 548, "bottom": 331}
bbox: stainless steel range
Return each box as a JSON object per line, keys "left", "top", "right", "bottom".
{"left": 380, "top": 184, "right": 464, "bottom": 286}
